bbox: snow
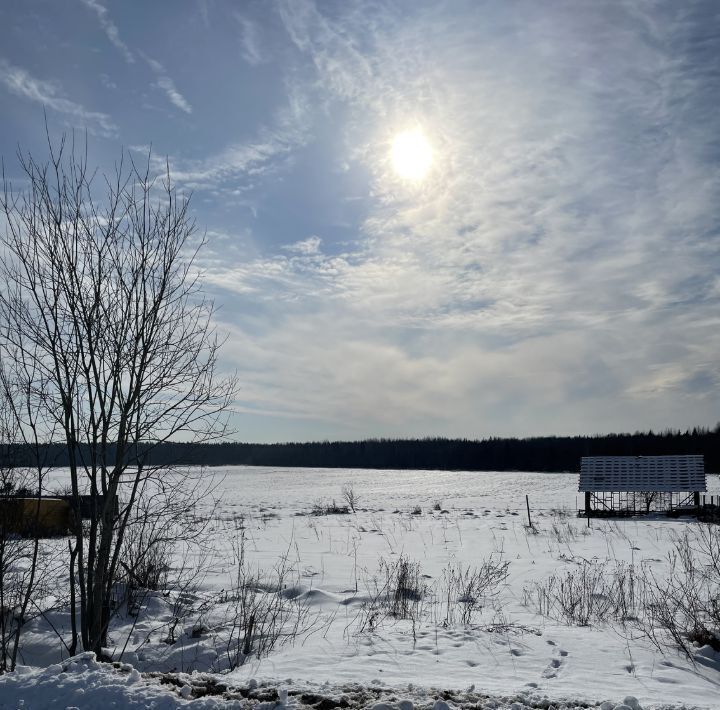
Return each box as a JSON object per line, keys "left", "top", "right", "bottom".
{"left": 2, "top": 467, "right": 720, "bottom": 710}
{"left": 0, "top": 656, "right": 672, "bottom": 710}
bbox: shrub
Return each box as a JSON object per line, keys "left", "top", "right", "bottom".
{"left": 310, "top": 499, "right": 350, "bottom": 516}
{"left": 357, "top": 555, "right": 427, "bottom": 633}
{"left": 356, "top": 554, "right": 511, "bottom": 636}
{"left": 341, "top": 483, "right": 361, "bottom": 513}
{"left": 439, "top": 556, "right": 510, "bottom": 626}
{"left": 220, "top": 529, "right": 313, "bottom": 670}
{"left": 637, "top": 526, "right": 720, "bottom": 656}
{"left": 526, "top": 559, "right": 643, "bottom": 627}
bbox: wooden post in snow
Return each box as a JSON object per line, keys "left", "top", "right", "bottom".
{"left": 526, "top": 494, "right": 532, "bottom": 528}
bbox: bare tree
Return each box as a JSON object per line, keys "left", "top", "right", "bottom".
{"left": 635, "top": 491, "right": 659, "bottom": 513}
{"left": 0, "top": 133, "right": 236, "bottom": 657}
{"left": 341, "top": 482, "right": 360, "bottom": 513}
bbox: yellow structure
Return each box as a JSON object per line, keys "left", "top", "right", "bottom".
{"left": 0, "top": 497, "right": 72, "bottom": 536}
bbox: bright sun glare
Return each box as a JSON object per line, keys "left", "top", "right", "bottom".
{"left": 391, "top": 129, "right": 433, "bottom": 181}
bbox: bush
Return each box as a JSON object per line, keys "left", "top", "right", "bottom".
{"left": 310, "top": 499, "right": 349, "bottom": 516}
{"left": 356, "top": 553, "right": 511, "bottom": 636}
{"left": 341, "top": 483, "right": 360, "bottom": 513}
{"left": 526, "top": 559, "right": 642, "bottom": 627}
{"left": 220, "top": 529, "right": 312, "bottom": 669}
{"left": 117, "top": 520, "right": 171, "bottom": 616}
{"left": 439, "top": 556, "right": 510, "bottom": 626}
{"left": 637, "top": 525, "right": 720, "bottom": 656}
{"left": 358, "top": 555, "right": 427, "bottom": 633}
{"left": 527, "top": 524, "right": 720, "bottom": 659}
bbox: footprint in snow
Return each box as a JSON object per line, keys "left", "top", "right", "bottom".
{"left": 542, "top": 648, "right": 569, "bottom": 679}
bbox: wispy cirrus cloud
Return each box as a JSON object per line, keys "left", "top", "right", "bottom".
{"left": 234, "top": 14, "right": 265, "bottom": 66}
{"left": 202, "top": 0, "right": 720, "bottom": 437}
{"left": 0, "top": 59, "right": 117, "bottom": 137}
{"left": 6, "top": 0, "right": 713, "bottom": 439}
{"left": 80, "top": 0, "right": 192, "bottom": 117}
{"left": 150, "top": 86, "right": 311, "bottom": 195}
{"left": 272, "top": 0, "right": 720, "bottom": 332}
{"left": 80, "top": 0, "right": 135, "bottom": 64}
{"left": 145, "top": 56, "right": 193, "bottom": 114}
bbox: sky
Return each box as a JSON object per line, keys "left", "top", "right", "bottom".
{"left": 0, "top": 0, "right": 718, "bottom": 443}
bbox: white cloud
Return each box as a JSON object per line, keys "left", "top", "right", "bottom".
{"left": 80, "top": 0, "right": 135, "bottom": 64}
{"left": 0, "top": 59, "right": 117, "bottom": 137}
{"left": 234, "top": 14, "right": 265, "bottom": 65}
{"left": 217, "top": 297, "right": 720, "bottom": 438}
{"left": 284, "top": 236, "right": 322, "bottom": 255}
{"left": 145, "top": 56, "right": 193, "bottom": 114}
{"left": 151, "top": 86, "right": 312, "bottom": 196}
{"left": 204, "top": 0, "right": 720, "bottom": 436}
{"left": 272, "top": 0, "right": 719, "bottom": 332}
{"left": 197, "top": 0, "right": 212, "bottom": 28}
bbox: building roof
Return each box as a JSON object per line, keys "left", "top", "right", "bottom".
{"left": 578, "top": 455, "right": 706, "bottom": 493}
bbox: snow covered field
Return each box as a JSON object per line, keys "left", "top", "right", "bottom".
{"left": 3, "top": 467, "right": 720, "bottom": 709}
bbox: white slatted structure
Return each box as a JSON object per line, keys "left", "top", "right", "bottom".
{"left": 579, "top": 455, "right": 706, "bottom": 493}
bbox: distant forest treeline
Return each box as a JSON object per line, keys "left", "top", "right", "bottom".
{"left": 20, "top": 426, "right": 720, "bottom": 473}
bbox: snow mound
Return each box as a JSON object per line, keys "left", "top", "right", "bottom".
{"left": 0, "top": 654, "right": 226, "bottom": 709}
{"left": 0, "top": 656, "right": 699, "bottom": 710}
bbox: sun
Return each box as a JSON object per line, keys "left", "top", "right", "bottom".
{"left": 391, "top": 128, "right": 433, "bottom": 181}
